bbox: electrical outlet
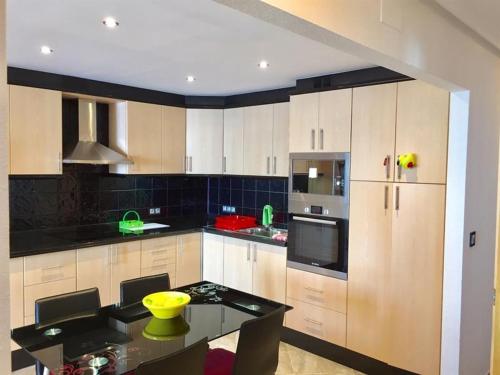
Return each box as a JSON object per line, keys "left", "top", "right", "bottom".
{"left": 230, "top": 206, "right": 236, "bottom": 213}
{"left": 154, "top": 208, "right": 161, "bottom": 214}
{"left": 149, "top": 207, "right": 161, "bottom": 215}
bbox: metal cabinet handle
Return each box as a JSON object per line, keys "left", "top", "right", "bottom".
{"left": 311, "top": 129, "right": 315, "bottom": 150}
{"left": 185, "top": 156, "right": 188, "bottom": 172}
{"left": 397, "top": 155, "right": 401, "bottom": 180}
{"left": 267, "top": 156, "right": 270, "bottom": 175}
{"left": 319, "top": 129, "right": 324, "bottom": 150}
{"left": 223, "top": 156, "right": 227, "bottom": 173}
{"left": 304, "top": 286, "right": 324, "bottom": 294}
{"left": 384, "top": 155, "right": 391, "bottom": 179}
{"left": 189, "top": 156, "right": 193, "bottom": 172}
{"left": 273, "top": 156, "right": 277, "bottom": 175}
{"left": 384, "top": 185, "right": 389, "bottom": 210}
{"left": 304, "top": 317, "right": 323, "bottom": 326}
{"left": 253, "top": 244, "right": 257, "bottom": 263}
{"left": 395, "top": 186, "right": 400, "bottom": 211}
{"left": 222, "top": 307, "right": 226, "bottom": 323}
{"left": 247, "top": 243, "right": 250, "bottom": 261}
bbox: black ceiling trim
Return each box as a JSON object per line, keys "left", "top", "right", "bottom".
{"left": 8, "top": 66, "right": 412, "bottom": 109}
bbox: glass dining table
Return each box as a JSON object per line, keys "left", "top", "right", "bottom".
{"left": 11, "top": 281, "right": 289, "bottom": 375}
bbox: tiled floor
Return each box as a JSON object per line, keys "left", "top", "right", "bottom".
{"left": 13, "top": 333, "right": 363, "bottom": 375}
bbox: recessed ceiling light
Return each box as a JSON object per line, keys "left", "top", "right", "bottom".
{"left": 40, "top": 46, "right": 53, "bottom": 55}
{"left": 102, "top": 17, "right": 119, "bottom": 28}
{"left": 186, "top": 75, "right": 196, "bottom": 83}
{"left": 258, "top": 60, "right": 269, "bottom": 69}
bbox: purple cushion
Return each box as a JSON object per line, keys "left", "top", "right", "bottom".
{"left": 204, "top": 348, "right": 236, "bottom": 375}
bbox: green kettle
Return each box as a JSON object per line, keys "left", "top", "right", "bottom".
{"left": 262, "top": 205, "right": 273, "bottom": 227}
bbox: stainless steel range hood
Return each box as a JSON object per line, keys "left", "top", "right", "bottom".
{"left": 63, "top": 99, "right": 132, "bottom": 165}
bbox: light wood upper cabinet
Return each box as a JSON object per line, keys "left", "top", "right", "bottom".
{"left": 395, "top": 81, "right": 449, "bottom": 184}
{"left": 186, "top": 108, "right": 223, "bottom": 174}
{"left": 176, "top": 233, "right": 202, "bottom": 287}
{"left": 347, "top": 181, "right": 392, "bottom": 361}
{"left": 289, "top": 93, "right": 319, "bottom": 153}
{"left": 289, "top": 89, "right": 351, "bottom": 153}
{"left": 272, "top": 102, "right": 289, "bottom": 177}
{"left": 318, "top": 89, "right": 352, "bottom": 152}
{"left": 386, "top": 183, "right": 445, "bottom": 375}
{"left": 110, "top": 101, "right": 186, "bottom": 174}
{"left": 223, "top": 237, "right": 253, "bottom": 294}
{"left": 9, "top": 85, "right": 62, "bottom": 175}
{"left": 202, "top": 233, "right": 224, "bottom": 284}
{"left": 162, "top": 106, "right": 186, "bottom": 174}
{"left": 110, "top": 242, "right": 141, "bottom": 304}
{"left": 223, "top": 107, "right": 244, "bottom": 175}
{"left": 243, "top": 104, "right": 273, "bottom": 176}
{"left": 351, "top": 84, "right": 397, "bottom": 181}
{"left": 252, "top": 243, "right": 286, "bottom": 303}
{"left": 77, "top": 245, "right": 112, "bottom": 307}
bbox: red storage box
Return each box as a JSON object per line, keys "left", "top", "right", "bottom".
{"left": 214, "top": 215, "right": 256, "bottom": 231}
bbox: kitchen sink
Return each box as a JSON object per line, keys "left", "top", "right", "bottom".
{"left": 237, "top": 226, "right": 287, "bottom": 239}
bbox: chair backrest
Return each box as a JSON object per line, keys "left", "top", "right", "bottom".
{"left": 232, "top": 306, "right": 286, "bottom": 375}
{"left": 120, "top": 273, "right": 171, "bottom": 306}
{"left": 35, "top": 287, "right": 101, "bottom": 326}
{"left": 136, "top": 337, "right": 208, "bottom": 375}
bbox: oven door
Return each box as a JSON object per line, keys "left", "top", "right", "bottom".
{"left": 287, "top": 214, "right": 348, "bottom": 279}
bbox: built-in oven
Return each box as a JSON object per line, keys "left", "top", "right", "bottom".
{"left": 287, "top": 153, "right": 350, "bottom": 279}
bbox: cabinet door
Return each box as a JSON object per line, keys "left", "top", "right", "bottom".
{"left": 272, "top": 102, "right": 289, "bottom": 177}
{"left": 351, "top": 84, "right": 397, "bottom": 181}
{"left": 318, "top": 89, "right": 352, "bottom": 152}
{"left": 243, "top": 105, "right": 273, "bottom": 176}
{"left": 202, "top": 233, "right": 224, "bottom": 284}
{"left": 141, "top": 237, "right": 177, "bottom": 284}
{"left": 186, "top": 109, "right": 223, "bottom": 174}
{"left": 9, "top": 85, "right": 62, "bottom": 175}
{"left": 395, "top": 81, "right": 449, "bottom": 184}
{"left": 24, "top": 250, "right": 76, "bottom": 286}
{"left": 223, "top": 237, "right": 252, "bottom": 294}
{"left": 77, "top": 246, "right": 112, "bottom": 306}
{"left": 110, "top": 242, "right": 141, "bottom": 304}
{"left": 176, "top": 233, "right": 202, "bottom": 287}
{"left": 10, "top": 258, "right": 24, "bottom": 329}
{"left": 223, "top": 108, "right": 244, "bottom": 175}
{"left": 185, "top": 305, "right": 222, "bottom": 345}
{"left": 289, "top": 93, "right": 318, "bottom": 152}
{"left": 252, "top": 243, "right": 286, "bottom": 303}
{"left": 387, "top": 183, "right": 445, "bottom": 374}
{"left": 346, "top": 181, "right": 392, "bottom": 361}
{"left": 162, "top": 106, "right": 186, "bottom": 174}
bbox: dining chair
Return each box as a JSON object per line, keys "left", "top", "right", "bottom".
{"left": 35, "top": 287, "right": 101, "bottom": 375}
{"left": 120, "top": 272, "right": 171, "bottom": 306}
{"left": 204, "top": 306, "right": 286, "bottom": 375}
{"left": 136, "top": 337, "right": 209, "bottom": 375}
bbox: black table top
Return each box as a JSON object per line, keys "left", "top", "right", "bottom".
{"left": 11, "top": 282, "right": 289, "bottom": 375}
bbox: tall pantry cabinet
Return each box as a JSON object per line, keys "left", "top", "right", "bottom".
{"left": 347, "top": 80, "right": 449, "bottom": 375}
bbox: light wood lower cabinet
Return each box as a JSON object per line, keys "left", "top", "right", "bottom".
{"left": 202, "top": 233, "right": 224, "bottom": 284}
{"left": 176, "top": 233, "right": 202, "bottom": 287}
{"left": 10, "top": 258, "right": 24, "bottom": 350}
{"left": 24, "top": 250, "right": 76, "bottom": 286}
{"left": 77, "top": 245, "right": 112, "bottom": 307}
{"left": 110, "top": 242, "right": 141, "bottom": 304}
{"left": 141, "top": 237, "right": 177, "bottom": 286}
{"left": 222, "top": 237, "right": 253, "bottom": 294}
{"left": 252, "top": 243, "right": 286, "bottom": 303}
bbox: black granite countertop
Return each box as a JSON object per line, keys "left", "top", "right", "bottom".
{"left": 10, "top": 217, "right": 287, "bottom": 258}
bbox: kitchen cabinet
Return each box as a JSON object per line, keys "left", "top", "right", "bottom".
{"left": 77, "top": 245, "right": 112, "bottom": 307}
{"left": 243, "top": 104, "right": 274, "bottom": 175}
{"left": 272, "top": 102, "right": 289, "bottom": 176}
{"left": 202, "top": 233, "right": 224, "bottom": 284}
{"left": 9, "top": 85, "right": 62, "bottom": 175}
{"left": 162, "top": 106, "right": 187, "bottom": 174}
{"left": 10, "top": 258, "right": 24, "bottom": 329}
{"left": 222, "top": 237, "right": 253, "bottom": 294}
{"left": 110, "top": 242, "right": 141, "bottom": 304}
{"left": 186, "top": 108, "right": 223, "bottom": 174}
{"left": 184, "top": 304, "right": 222, "bottom": 346}
{"left": 141, "top": 237, "right": 177, "bottom": 285}
{"left": 289, "top": 89, "right": 351, "bottom": 153}
{"left": 223, "top": 107, "right": 244, "bottom": 175}
{"left": 350, "top": 83, "right": 397, "bottom": 182}
{"left": 347, "top": 182, "right": 445, "bottom": 374}
{"left": 24, "top": 250, "right": 76, "bottom": 286}
{"left": 251, "top": 242, "right": 286, "bottom": 303}
{"left": 176, "top": 233, "right": 202, "bottom": 287}
{"left": 395, "top": 80, "right": 449, "bottom": 184}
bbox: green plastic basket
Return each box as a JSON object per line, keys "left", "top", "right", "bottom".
{"left": 119, "top": 210, "right": 144, "bottom": 231}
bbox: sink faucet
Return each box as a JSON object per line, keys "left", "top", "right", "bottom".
{"left": 262, "top": 205, "right": 273, "bottom": 228}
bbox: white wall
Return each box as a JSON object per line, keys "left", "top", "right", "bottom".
{"left": 0, "top": 0, "right": 9, "bottom": 372}
{"left": 215, "top": 0, "right": 500, "bottom": 374}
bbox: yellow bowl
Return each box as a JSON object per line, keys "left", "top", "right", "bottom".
{"left": 142, "top": 291, "right": 191, "bottom": 319}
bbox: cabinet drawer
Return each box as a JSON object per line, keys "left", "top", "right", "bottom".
{"left": 141, "top": 237, "right": 177, "bottom": 269}
{"left": 141, "top": 263, "right": 176, "bottom": 280}
{"left": 286, "top": 267, "right": 347, "bottom": 313}
{"left": 24, "top": 251, "right": 76, "bottom": 286}
{"left": 285, "top": 297, "right": 346, "bottom": 346}
{"left": 24, "top": 277, "right": 76, "bottom": 321}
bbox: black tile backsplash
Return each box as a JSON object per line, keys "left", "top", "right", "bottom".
{"left": 207, "top": 176, "right": 288, "bottom": 228}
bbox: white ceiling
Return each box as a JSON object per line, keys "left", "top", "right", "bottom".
{"left": 435, "top": 0, "right": 500, "bottom": 51}
{"left": 7, "top": 0, "right": 372, "bottom": 96}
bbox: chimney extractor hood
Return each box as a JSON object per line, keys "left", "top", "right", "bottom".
{"left": 63, "top": 99, "right": 133, "bottom": 165}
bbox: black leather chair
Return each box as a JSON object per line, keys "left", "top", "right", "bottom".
{"left": 204, "top": 306, "right": 286, "bottom": 375}
{"left": 120, "top": 273, "right": 171, "bottom": 306}
{"left": 136, "top": 337, "right": 208, "bottom": 375}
